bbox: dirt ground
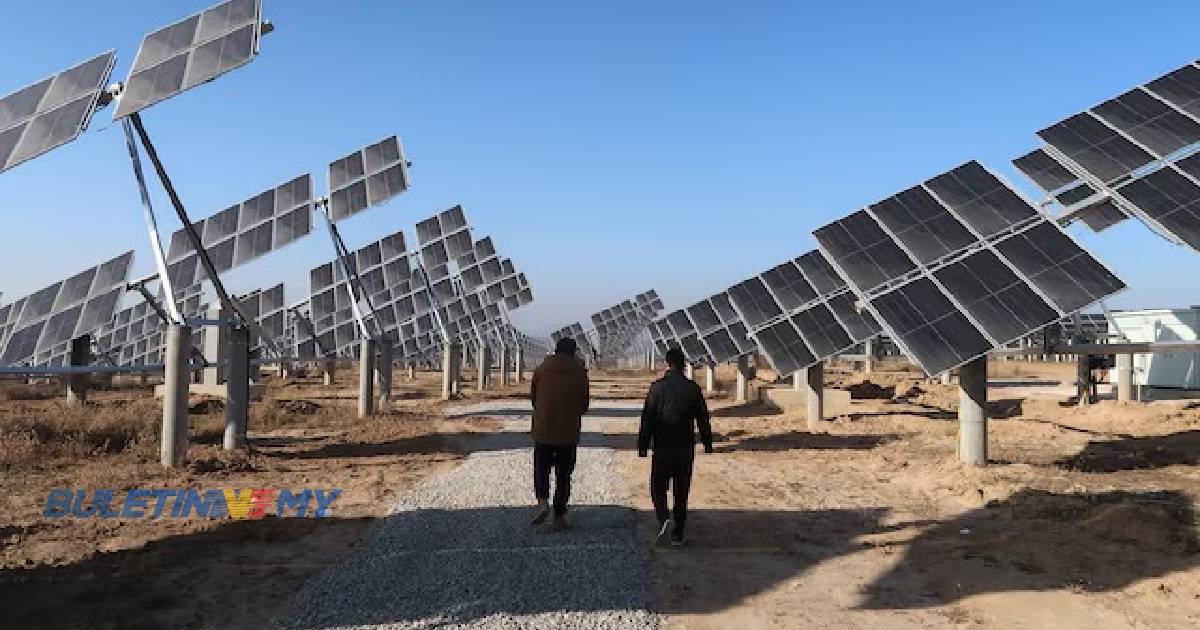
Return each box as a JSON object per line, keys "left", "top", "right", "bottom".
{"left": 0, "top": 361, "right": 1197, "bottom": 629}
{"left": 0, "top": 370, "right": 513, "bottom": 630}
{"left": 617, "top": 360, "right": 1200, "bottom": 629}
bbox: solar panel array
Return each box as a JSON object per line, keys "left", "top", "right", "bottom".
{"left": 0, "top": 51, "right": 116, "bottom": 173}
{"left": 327, "top": 135, "right": 410, "bottom": 221}
{"left": 554, "top": 290, "right": 662, "bottom": 362}
{"left": 305, "top": 229, "right": 411, "bottom": 356}
{"left": 165, "top": 173, "right": 314, "bottom": 290}
{"left": 95, "top": 284, "right": 206, "bottom": 366}
{"left": 814, "top": 160, "right": 1125, "bottom": 376}
{"left": 114, "top": 0, "right": 263, "bottom": 119}
{"left": 1017, "top": 61, "right": 1200, "bottom": 251}
{"left": 0, "top": 252, "right": 134, "bottom": 366}
{"left": 235, "top": 283, "right": 284, "bottom": 351}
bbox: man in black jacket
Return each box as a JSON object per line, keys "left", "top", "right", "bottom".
{"left": 638, "top": 347, "right": 713, "bottom": 546}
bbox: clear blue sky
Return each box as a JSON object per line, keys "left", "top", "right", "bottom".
{"left": 2, "top": 1, "right": 1200, "bottom": 335}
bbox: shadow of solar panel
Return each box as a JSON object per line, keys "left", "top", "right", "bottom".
{"left": 924, "top": 161, "right": 1038, "bottom": 237}
{"left": 756, "top": 319, "right": 815, "bottom": 377}
{"left": 1014, "top": 149, "right": 1080, "bottom": 192}
{"left": 790, "top": 303, "right": 853, "bottom": 358}
{"left": 760, "top": 261, "right": 818, "bottom": 310}
{"left": 727, "top": 277, "right": 783, "bottom": 329}
{"left": 933, "top": 249, "right": 1059, "bottom": 345}
{"left": 1037, "top": 113, "right": 1155, "bottom": 183}
{"left": 826, "top": 292, "right": 881, "bottom": 342}
{"left": 115, "top": 0, "right": 260, "bottom": 119}
{"left": 0, "top": 51, "right": 115, "bottom": 173}
{"left": 870, "top": 185, "right": 976, "bottom": 264}
{"left": 996, "top": 222, "right": 1126, "bottom": 313}
{"left": 868, "top": 277, "right": 992, "bottom": 376}
{"left": 814, "top": 210, "right": 916, "bottom": 292}
{"left": 1093, "top": 88, "right": 1200, "bottom": 157}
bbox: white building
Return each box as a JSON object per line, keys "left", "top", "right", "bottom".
{"left": 1108, "top": 308, "right": 1200, "bottom": 389}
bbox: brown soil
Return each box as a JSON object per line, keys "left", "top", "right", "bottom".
{"left": 617, "top": 361, "right": 1200, "bottom": 629}
{"left": 0, "top": 372, "right": 501, "bottom": 630}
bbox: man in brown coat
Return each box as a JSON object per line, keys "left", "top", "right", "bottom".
{"left": 530, "top": 337, "right": 590, "bottom": 530}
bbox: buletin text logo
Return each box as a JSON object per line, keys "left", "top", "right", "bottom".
{"left": 43, "top": 489, "right": 341, "bottom": 519}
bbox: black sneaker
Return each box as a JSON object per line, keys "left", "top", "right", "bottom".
{"left": 670, "top": 531, "right": 686, "bottom": 547}
{"left": 655, "top": 520, "right": 671, "bottom": 547}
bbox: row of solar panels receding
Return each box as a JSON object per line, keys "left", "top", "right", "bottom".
{"left": 813, "top": 161, "right": 1124, "bottom": 376}
{"left": 0, "top": 251, "right": 134, "bottom": 366}
{"left": 1016, "top": 60, "right": 1200, "bottom": 253}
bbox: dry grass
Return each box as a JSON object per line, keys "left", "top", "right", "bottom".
{"left": 0, "top": 398, "right": 163, "bottom": 466}
{"left": 0, "top": 383, "right": 58, "bottom": 401}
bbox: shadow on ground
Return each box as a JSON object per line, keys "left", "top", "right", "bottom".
{"left": 1057, "top": 430, "right": 1200, "bottom": 472}
{"left": 5, "top": 490, "right": 1196, "bottom": 628}
{"left": 858, "top": 489, "right": 1199, "bottom": 610}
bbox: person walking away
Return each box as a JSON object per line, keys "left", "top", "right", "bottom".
{"left": 530, "top": 337, "right": 590, "bottom": 531}
{"left": 638, "top": 347, "right": 713, "bottom": 546}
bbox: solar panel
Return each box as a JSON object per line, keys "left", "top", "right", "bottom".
{"left": 1037, "top": 113, "right": 1155, "bottom": 184}
{"left": 328, "top": 136, "right": 409, "bottom": 221}
{"left": 813, "top": 210, "right": 917, "bottom": 291}
{"left": 0, "top": 51, "right": 116, "bottom": 173}
{"left": 308, "top": 228, "right": 411, "bottom": 356}
{"left": 167, "top": 173, "right": 313, "bottom": 286}
{"left": 1013, "top": 149, "right": 1080, "bottom": 192}
{"left": 114, "top": 0, "right": 262, "bottom": 119}
{"left": 0, "top": 251, "right": 134, "bottom": 366}
{"left": 815, "top": 160, "right": 1125, "bottom": 375}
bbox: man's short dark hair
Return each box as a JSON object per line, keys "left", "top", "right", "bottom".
{"left": 665, "top": 347, "right": 686, "bottom": 369}
{"left": 555, "top": 338, "right": 577, "bottom": 355}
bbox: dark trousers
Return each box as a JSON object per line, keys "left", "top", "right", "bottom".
{"left": 650, "top": 453, "right": 694, "bottom": 535}
{"left": 533, "top": 443, "right": 577, "bottom": 516}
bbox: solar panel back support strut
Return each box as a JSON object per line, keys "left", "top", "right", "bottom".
{"left": 121, "top": 118, "right": 183, "bottom": 324}
{"left": 317, "top": 201, "right": 378, "bottom": 340}
{"left": 128, "top": 113, "right": 237, "bottom": 319}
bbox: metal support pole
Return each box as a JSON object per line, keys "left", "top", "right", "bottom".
{"left": 515, "top": 345, "right": 524, "bottom": 382}
{"left": 376, "top": 339, "right": 393, "bottom": 412}
{"left": 65, "top": 335, "right": 91, "bottom": 406}
{"left": 161, "top": 325, "right": 191, "bottom": 467}
{"left": 685, "top": 363, "right": 695, "bottom": 380}
{"left": 806, "top": 361, "right": 824, "bottom": 430}
{"left": 792, "top": 370, "right": 802, "bottom": 391}
{"left": 705, "top": 364, "right": 716, "bottom": 393}
{"left": 648, "top": 346, "right": 656, "bottom": 371}
{"left": 442, "top": 342, "right": 461, "bottom": 400}
{"left": 735, "top": 355, "right": 750, "bottom": 403}
{"left": 499, "top": 344, "right": 510, "bottom": 387}
{"left": 958, "top": 356, "right": 988, "bottom": 467}
{"left": 406, "top": 362, "right": 416, "bottom": 381}
{"left": 1076, "top": 353, "right": 1092, "bottom": 406}
{"left": 477, "top": 345, "right": 491, "bottom": 391}
{"left": 223, "top": 325, "right": 250, "bottom": 450}
{"left": 358, "top": 339, "right": 376, "bottom": 417}
{"left": 863, "top": 338, "right": 875, "bottom": 373}
{"left": 1116, "top": 353, "right": 1133, "bottom": 402}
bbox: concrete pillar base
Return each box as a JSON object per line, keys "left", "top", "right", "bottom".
{"left": 358, "top": 339, "right": 376, "bottom": 417}
{"left": 958, "top": 356, "right": 988, "bottom": 467}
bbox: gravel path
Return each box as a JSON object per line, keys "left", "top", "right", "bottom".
{"left": 283, "top": 401, "right": 658, "bottom": 630}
